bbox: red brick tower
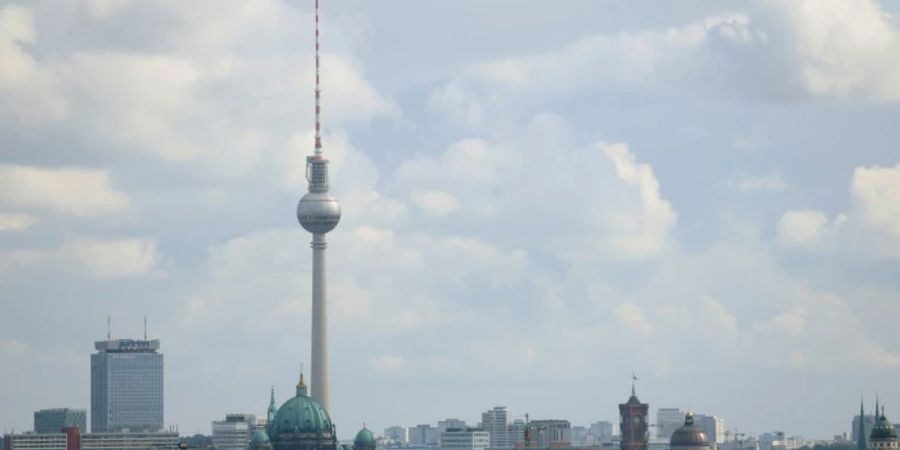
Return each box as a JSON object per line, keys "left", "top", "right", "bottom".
{"left": 619, "top": 377, "right": 649, "bottom": 450}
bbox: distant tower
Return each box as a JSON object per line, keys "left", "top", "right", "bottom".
{"left": 619, "top": 377, "right": 649, "bottom": 450}
{"left": 860, "top": 399, "right": 870, "bottom": 450}
{"left": 869, "top": 406, "right": 898, "bottom": 450}
{"left": 296, "top": 0, "right": 341, "bottom": 413}
{"left": 267, "top": 386, "right": 277, "bottom": 424}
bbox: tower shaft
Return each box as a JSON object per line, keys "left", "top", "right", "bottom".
{"left": 310, "top": 232, "right": 329, "bottom": 411}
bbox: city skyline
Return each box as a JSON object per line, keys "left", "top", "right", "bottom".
{"left": 2, "top": 0, "right": 900, "bottom": 441}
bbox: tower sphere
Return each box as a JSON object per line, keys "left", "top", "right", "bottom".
{"left": 297, "top": 191, "right": 341, "bottom": 234}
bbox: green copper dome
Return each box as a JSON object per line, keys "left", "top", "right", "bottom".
{"left": 871, "top": 408, "right": 898, "bottom": 440}
{"left": 355, "top": 427, "right": 375, "bottom": 446}
{"left": 251, "top": 429, "right": 271, "bottom": 445}
{"left": 268, "top": 374, "right": 334, "bottom": 441}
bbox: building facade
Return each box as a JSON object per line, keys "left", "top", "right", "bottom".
{"left": 2, "top": 433, "right": 70, "bottom": 450}
{"left": 589, "top": 422, "right": 613, "bottom": 444}
{"left": 212, "top": 414, "right": 257, "bottom": 450}
{"left": 656, "top": 410, "right": 684, "bottom": 441}
{"left": 440, "top": 429, "right": 489, "bottom": 450}
{"left": 692, "top": 416, "right": 724, "bottom": 445}
{"left": 528, "top": 421, "right": 571, "bottom": 449}
{"left": 34, "top": 409, "right": 87, "bottom": 434}
{"left": 90, "top": 339, "right": 163, "bottom": 432}
{"left": 482, "top": 408, "right": 514, "bottom": 449}
{"left": 384, "top": 427, "right": 407, "bottom": 445}
{"left": 81, "top": 432, "right": 179, "bottom": 450}
{"left": 409, "top": 425, "right": 440, "bottom": 447}
{"left": 440, "top": 421, "right": 469, "bottom": 434}
{"left": 619, "top": 388, "right": 649, "bottom": 450}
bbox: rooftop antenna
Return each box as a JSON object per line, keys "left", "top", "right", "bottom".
{"left": 314, "top": 0, "right": 322, "bottom": 156}
{"left": 107, "top": 315, "right": 111, "bottom": 340}
{"left": 144, "top": 314, "right": 148, "bottom": 340}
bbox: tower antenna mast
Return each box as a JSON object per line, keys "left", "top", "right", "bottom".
{"left": 314, "top": 0, "right": 322, "bottom": 156}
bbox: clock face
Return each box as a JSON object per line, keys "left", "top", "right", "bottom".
{"left": 633, "top": 416, "right": 640, "bottom": 424}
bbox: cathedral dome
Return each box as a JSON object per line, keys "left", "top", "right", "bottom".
{"left": 354, "top": 428, "right": 375, "bottom": 446}
{"left": 670, "top": 413, "right": 710, "bottom": 449}
{"left": 268, "top": 374, "right": 334, "bottom": 442}
{"left": 354, "top": 427, "right": 376, "bottom": 450}
{"left": 871, "top": 408, "right": 898, "bottom": 440}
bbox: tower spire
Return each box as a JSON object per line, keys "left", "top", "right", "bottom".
{"left": 144, "top": 314, "right": 148, "bottom": 340}
{"left": 107, "top": 315, "right": 111, "bottom": 340}
{"left": 858, "top": 396, "right": 867, "bottom": 450}
{"left": 314, "top": 0, "right": 322, "bottom": 155}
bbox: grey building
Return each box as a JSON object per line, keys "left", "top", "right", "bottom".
{"left": 2, "top": 433, "right": 70, "bottom": 450}
{"left": 91, "top": 338, "right": 164, "bottom": 432}
{"left": 34, "top": 408, "right": 87, "bottom": 433}
{"left": 482, "top": 407, "right": 511, "bottom": 449}
{"left": 440, "top": 420, "right": 469, "bottom": 433}
{"left": 657, "top": 409, "right": 684, "bottom": 441}
{"left": 589, "top": 421, "right": 614, "bottom": 444}
{"left": 81, "top": 431, "right": 180, "bottom": 450}
{"left": 528, "top": 420, "right": 571, "bottom": 448}
{"left": 410, "top": 425, "right": 440, "bottom": 446}
{"left": 212, "top": 414, "right": 257, "bottom": 450}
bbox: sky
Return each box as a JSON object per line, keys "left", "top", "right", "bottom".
{"left": 1, "top": 0, "right": 900, "bottom": 440}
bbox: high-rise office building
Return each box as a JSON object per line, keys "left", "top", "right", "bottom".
{"left": 91, "top": 338, "right": 163, "bottom": 432}
{"left": 528, "top": 420, "right": 571, "bottom": 448}
{"left": 657, "top": 409, "right": 684, "bottom": 440}
{"left": 34, "top": 409, "right": 87, "bottom": 434}
{"left": 409, "top": 425, "right": 440, "bottom": 447}
{"left": 482, "top": 407, "right": 512, "bottom": 449}
{"left": 589, "top": 421, "right": 614, "bottom": 444}
{"left": 440, "top": 429, "right": 490, "bottom": 450}
{"left": 212, "top": 414, "right": 257, "bottom": 450}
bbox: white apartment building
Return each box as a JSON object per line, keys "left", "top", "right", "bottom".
{"left": 3, "top": 433, "right": 68, "bottom": 450}
{"left": 440, "top": 429, "right": 490, "bottom": 450}
{"left": 212, "top": 414, "right": 257, "bottom": 450}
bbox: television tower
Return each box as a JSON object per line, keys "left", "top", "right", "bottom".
{"left": 296, "top": 0, "right": 341, "bottom": 412}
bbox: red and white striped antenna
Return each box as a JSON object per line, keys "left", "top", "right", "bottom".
{"left": 314, "top": 0, "right": 323, "bottom": 156}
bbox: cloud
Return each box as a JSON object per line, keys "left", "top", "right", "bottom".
{"left": 727, "top": 171, "right": 790, "bottom": 192}
{"left": 0, "top": 165, "right": 130, "bottom": 217}
{"left": 62, "top": 236, "right": 164, "bottom": 278}
{"left": 767, "top": 0, "right": 900, "bottom": 102}
{"left": 0, "top": 3, "right": 68, "bottom": 124}
{"left": 774, "top": 161, "right": 900, "bottom": 256}
{"left": 393, "top": 117, "right": 676, "bottom": 261}
{"left": 0, "top": 212, "right": 37, "bottom": 232}
{"left": 603, "top": 143, "right": 677, "bottom": 258}
{"left": 852, "top": 162, "right": 900, "bottom": 240}
{"left": 776, "top": 209, "right": 844, "bottom": 248}
{"left": 409, "top": 190, "right": 460, "bottom": 217}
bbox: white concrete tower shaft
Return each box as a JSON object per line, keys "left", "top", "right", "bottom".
{"left": 311, "top": 232, "right": 327, "bottom": 407}
{"left": 296, "top": 0, "right": 340, "bottom": 413}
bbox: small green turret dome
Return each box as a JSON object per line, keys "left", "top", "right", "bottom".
{"left": 268, "top": 373, "right": 334, "bottom": 441}
{"left": 251, "top": 429, "right": 270, "bottom": 445}
{"left": 355, "top": 427, "right": 375, "bottom": 446}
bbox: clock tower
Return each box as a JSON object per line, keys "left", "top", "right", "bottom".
{"left": 619, "top": 380, "right": 649, "bottom": 450}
